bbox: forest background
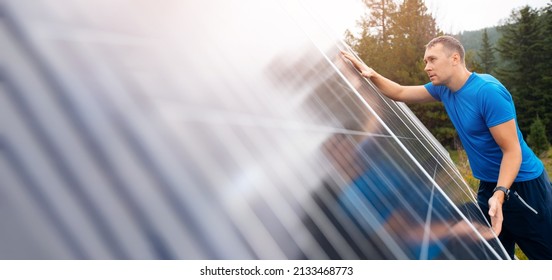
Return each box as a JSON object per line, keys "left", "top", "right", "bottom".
{"left": 344, "top": 0, "right": 552, "bottom": 157}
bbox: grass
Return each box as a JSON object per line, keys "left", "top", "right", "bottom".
{"left": 448, "top": 147, "right": 552, "bottom": 260}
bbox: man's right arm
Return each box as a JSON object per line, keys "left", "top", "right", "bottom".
{"left": 340, "top": 51, "right": 435, "bottom": 104}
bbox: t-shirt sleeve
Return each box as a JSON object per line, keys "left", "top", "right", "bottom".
{"left": 478, "top": 83, "right": 516, "bottom": 128}
{"left": 424, "top": 82, "right": 443, "bottom": 101}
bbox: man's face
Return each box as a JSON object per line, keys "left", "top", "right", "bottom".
{"left": 423, "top": 43, "right": 454, "bottom": 86}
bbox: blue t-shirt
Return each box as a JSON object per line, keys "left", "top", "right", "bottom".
{"left": 424, "top": 73, "right": 543, "bottom": 182}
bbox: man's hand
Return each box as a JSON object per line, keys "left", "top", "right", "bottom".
{"left": 488, "top": 193, "right": 505, "bottom": 236}
{"left": 339, "top": 50, "right": 435, "bottom": 103}
{"left": 340, "top": 51, "right": 376, "bottom": 78}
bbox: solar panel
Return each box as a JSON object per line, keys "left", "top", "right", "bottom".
{"left": 0, "top": 0, "right": 509, "bottom": 259}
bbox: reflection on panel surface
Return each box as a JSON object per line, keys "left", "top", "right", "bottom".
{"left": 0, "top": 0, "right": 509, "bottom": 259}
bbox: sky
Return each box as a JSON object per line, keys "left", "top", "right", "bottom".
{"left": 425, "top": 0, "right": 550, "bottom": 33}
{"left": 321, "top": 0, "right": 551, "bottom": 35}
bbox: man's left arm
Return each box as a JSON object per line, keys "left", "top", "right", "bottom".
{"left": 488, "top": 119, "right": 522, "bottom": 235}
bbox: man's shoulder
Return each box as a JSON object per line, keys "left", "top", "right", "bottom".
{"left": 471, "top": 73, "right": 513, "bottom": 107}
{"left": 473, "top": 72, "right": 506, "bottom": 85}
{"left": 471, "top": 73, "right": 506, "bottom": 92}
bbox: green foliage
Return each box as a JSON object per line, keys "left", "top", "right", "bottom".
{"left": 465, "top": 49, "right": 484, "bottom": 73}
{"left": 387, "top": 0, "right": 439, "bottom": 84}
{"left": 448, "top": 149, "right": 478, "bottom": 191}
{"left": 495, "top": 6, "right": 550, "bottom": 140}
{"left": 477, "top": 29, "right": 497, "bottom": 74}
{"left": 539, "top": 4, "right": 552, "bottom": 141}
{"left": 349, "top": 0, "right": 452, "bottom": 146}
{"left": 457, "top": 27, "right": 501, "bottom": 52}
{"left": 527, "top": 115, "right": 550, "bottom": 157}
{"left": 457, "top": 28, "right": 504, "bottom": 73}
{"left": 515, "top": 245, "right": 528, "bottom": 260}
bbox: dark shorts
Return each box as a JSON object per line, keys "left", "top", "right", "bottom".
{"left": 478, "top": 170, "right": 552, "bottom": 259}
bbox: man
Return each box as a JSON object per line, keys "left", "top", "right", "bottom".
{"left": 341, "top": 35, "right": 552, "bottom": 259}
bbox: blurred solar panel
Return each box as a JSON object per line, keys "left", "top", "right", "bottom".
{"left": 0, "top": 0, "right": 509, "bottom": 259}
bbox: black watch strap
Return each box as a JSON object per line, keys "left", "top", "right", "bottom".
{"left": 493, "top": 186, "right": 510, "bottom": 201}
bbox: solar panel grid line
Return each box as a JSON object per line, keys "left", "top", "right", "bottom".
{"left": 192, "top": 58, "right": 368, "bottom": 260}
{"left": 99, "top": 36, "right": 281, "bottom": 259}
{"left": 420, "top": 184, "right": 437, "bottom": 260}
{"left": 350, "top": 140, "right": 463, "bottom": 252}
{"left": 314, "top": 136, "right": 403, "bottom": 259}
{"left": 79, "top": 80, "right": 205, "bottom": 259}
{"left": 311, "top": 43, "right": 446, "bottom": 194}
{"left": 284, "top": 94, "right": 406, "bottom": 259}
{"left": 323, "top": 79, "right": 389, "bottom": 137}
{"left": 107, "top": 120, "right": 238, "bottom": 259}
{"left": 172, "top": 108, "right": 396, "bottom": 140}
{"left": 395, "top": 102, "right": 452, "bottom": 160}
{"left": 64, "top": 38, "right": 262, "bottom": 259}
{"left": 121, "top": 114, "right": 260, "bottom": 259}
{"left": 333, "top": 53, "right": 440, "bottom": 148}
{"left": 0, "top": 136, "right": 87, "bottom": 259}
{"left": 0, "top": 152, "right": 68, "bottom": 258}
{"left": 0, "top": 78, "right": 111, "bottom": 260}
{"left": 0, "top": 66, "right": 133, "bottom": 259}
{"left": 387, "top": 104, "right": 482, "bottom": 216}
{"left": 374, "top": 92, "right": 475, "bottom": 204}
{"left": 206, "top": 125, "right": 340, "bottom": 259}
{"left": 282, "top": 77, "right": 412, "bottom": 259}
{"left": 284, "top": 140, "right": 384, "bottom": 259}
{"left": 9, "top": 25, "right": 188, "bottom": 260}
{"left": 160, "top": 44, "right": 332, "bottom": 258}
{"left": 177, "top": 126, "right": 289, "bottom": 259}
{"left": 2, "top": 5, "right": 209, "bottom": 260}
{"left": 190, "top": 126, "right": 320, "bottom": 260}
{"left": 239, "top": 130, "right": 364, "bottom": 259}
{"left": 304, "top": 172, "right": 391, "bottom": 259}
{"left": 302, "top": 77, "right": 448, "bottom": 260}
{"left": 338, "top": 181, "right": 411, "bottom": 259}
{"left": 366, "top": 98, "right": 447, "bottom": 165}
{"left": 378, "top": 102, "right": 468, "bottom": 192}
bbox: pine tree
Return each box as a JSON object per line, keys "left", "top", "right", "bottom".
{"left": 348, "top": 0, "right": 397, "bottom": 76}
{"left": 496, "top": 6, "right": 544, "bottom": 137}
{"left": 538, "top": 4, "right": 552, "bottom": 140}
{"left": 477, "top": 28, "right": 496, "bottom": 74}
{"left": 466, "top": 50, "right": 484, "bottom": 73}
{"left": 387, "top": 0, "right": 456, "bottom": 148}
{"left": 362, "top": 0, "right": 396, "bottom": 44}
{"left": 527, "top": 115, "right": 550, "bottom": 157}
{"left": 387, "top": 0, "right": 439, "bottom": 84}
{"left": 349, "top": 0, "right": 456, "bottom": 148}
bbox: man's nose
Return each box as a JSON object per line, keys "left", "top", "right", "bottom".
{"left": 424, "top": 63, "right": 431, "bottom": 72}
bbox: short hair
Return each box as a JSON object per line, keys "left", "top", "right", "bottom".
{"left": 426, "top": 36, "right": 465, "bottom": 63}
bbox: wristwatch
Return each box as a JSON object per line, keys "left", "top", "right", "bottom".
{"left": 493, "top": 186, "right": 510, "bottom": 201}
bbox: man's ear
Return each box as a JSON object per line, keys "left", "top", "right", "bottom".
{"left": 452, "top": 52, "right": 461, "bottom": 65}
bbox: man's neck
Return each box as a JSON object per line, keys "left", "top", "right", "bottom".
{"left": 448, "top": 69, "right": 472, "bottom": 92}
